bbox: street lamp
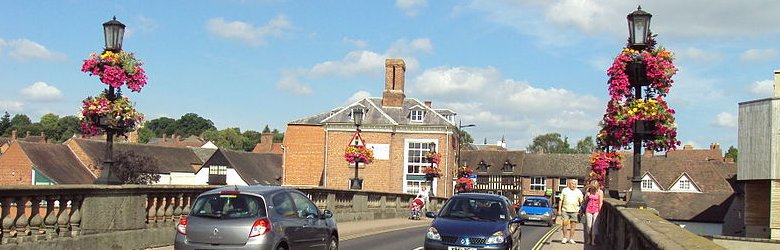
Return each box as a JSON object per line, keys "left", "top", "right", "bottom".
{"left": 456, "top": 121, "right": 476, "bottom": 167}
{"left": 625, "top": 6, "right": 652, "bottom": 208}
{"left": 94, "top": 17, "right": 126, "bottom": 185}
{"left": 350, "top": 108, "right": 364, "bottom": 190}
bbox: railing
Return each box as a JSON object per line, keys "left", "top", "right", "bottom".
{"left": 0, "top": 185, "right": 446, "bottom": 250}
{"left": 597, "top": 198, "right": 725, "bottom": 250}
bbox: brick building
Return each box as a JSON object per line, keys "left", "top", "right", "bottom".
{"left": 282, "top": 58, "right": 458, "bottom": 196}
{"left": 0, "top": 141, "right": 95, "bottom": 185}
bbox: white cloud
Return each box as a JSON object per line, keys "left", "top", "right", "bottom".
{"left": 750, "top": 79, "right": 774, "bottom": 96}
{"left": 411, "top": 65, "right": 602, "bottom": 147}
{"left": 0, "top": 101, "right": 24, "bottom": 112}
{"left": 396, "top": 0, "right": 427, "bottom": 16}
{"left": 713, "top": 112, "right": 737, "bottom": 128}
{"left": 342, "top": 91, "right": 372, "bottom": 106}
{"left": 678, "top": 47, "right": 723, "bottom": 63}
{"left": 0, "top": 39, "right": 65, "bottom": 61}
{"left": 206, "top": 15, "right": 292, "bottom": 46}
{"left": 740, "top": 49, "right": 779, "bottom": 62}
{"left": 19, "top": 82, "right": 63, "bottom": 102}
{"left": 343, "top": 37, "right": 368, "bottom": 49}
{"left": 277, "top": 38, "right": 431, "bottom": 95}
{"left": 276, "top": 70, "right": 312, "bottom": 96}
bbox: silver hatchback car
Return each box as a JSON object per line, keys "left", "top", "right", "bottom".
{"left": 175, "top": 186, "right": 338, "bottom": 250}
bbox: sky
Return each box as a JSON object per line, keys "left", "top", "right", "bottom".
{"left": 1, "top": 0, "right": 778, "bottom": 151}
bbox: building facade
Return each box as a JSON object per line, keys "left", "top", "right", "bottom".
{"left": 282, "top": 59, "right": 458, "bottom": 197}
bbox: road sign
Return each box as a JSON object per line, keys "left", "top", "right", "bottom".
{"left": 349, "top": 132, "right": 366, "bottom": 147}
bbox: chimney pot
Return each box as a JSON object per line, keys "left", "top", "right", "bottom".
{"left": 424, "top": 101, "right": 432, "bottom": 108}
{"left": 774, "top": 70, "right": 780, "bottom": 97}
{"left": 382, "top": 58, "right": 406, "bottom": 107}
{"left": 26, "top": 131, "right": 30, "bottom": 137}
{"left": 683, "top": 144, "right": 693, "bottom": 150}
{"left": 11, "top": 130, "right": 16, "bottom": 140}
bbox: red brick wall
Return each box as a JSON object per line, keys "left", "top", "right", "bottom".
{"left": 64, "top": 139, "right": 101, "bottom": 177}
{"left": 0, "top": 142, "right": 32, "bottom": 185}
{"left": 282, "top": 125, "right": 326, "bottom": 186}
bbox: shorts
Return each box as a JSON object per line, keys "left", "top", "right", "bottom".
{"left": 561, "top": 212, "right": 579, "bottom": 223}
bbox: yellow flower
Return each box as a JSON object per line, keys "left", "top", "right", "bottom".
{"left": 632, "top": 108, "right": 638, "bottom": 113}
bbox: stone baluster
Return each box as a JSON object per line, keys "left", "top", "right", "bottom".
{"left": 56, "top": 196, "right": 70, "bottom": 237}
{"left": 69, "top": 195, "right": 82, "bottom": 237}
{"left": 1, "top": 197, "right": 13, "bottom": 244}
{"left": 14, "top": 196, "right": 30, "bottom": 243}
{"left": 181, "top": 193, "right": 192, "bottom": 216}
{"left": 43, "top": 196, "right": 57, "bottom": 240}
{"left": 165, "top": 194, "right": 174, "bottom": 225}
{"left": 155, "top": 195, "right": 165, "bottom": 227}
{"left": 28, "top": 196, "right": 43, "bottom": 241}
{"left": 172, "top": 194, "right": 182, "bottom": 222}
{"left": 146, "top": 195, "right": 156, "bottom": 227}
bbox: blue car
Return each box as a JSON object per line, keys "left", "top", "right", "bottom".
{"left": 517, "top": 196, "right": 554, "bottom": 227}
{"left": 424, "top": 193, "right": 522, "bottom": 250}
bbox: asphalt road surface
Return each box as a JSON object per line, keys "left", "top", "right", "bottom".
{"left": 340, "top": 223, "right": 555, "bottom": 250}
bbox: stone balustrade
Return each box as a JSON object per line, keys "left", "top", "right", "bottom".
{"left": 0, "top": 185, "right": 446, "bottom": 250}
{"left": 597, "top": 198, "right": 725, "bottom": 250}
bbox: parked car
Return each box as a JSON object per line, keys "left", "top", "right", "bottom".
{"left": 517, "top": 196, "right": 555, "bottom": 227}
{"left": 424, "top": 193, "right": 522, "bottom": 250}
{"left": 175, "top": 186, "right": 338, "bottom": 250}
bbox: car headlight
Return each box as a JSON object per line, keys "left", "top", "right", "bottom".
{"left": 543, "top": 212, "right": 550, "bottom": 216}
{"left": 426, "top": 227, "right": 441, "bottom": 241}
{"left": 519, "top": 211, "right": 526, "bottom": 215}
{"left": 486, "top": 231, "right": 504, "bottom": 244}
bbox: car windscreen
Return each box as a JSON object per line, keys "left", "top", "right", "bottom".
{"left": 523, "top": 199, "right": 549, "bottom": 208}
{"left": 190, "top": 193, "right": 266, "bottom": 219}
{"left": 440, "top": 198, "right": 508, "bottom": 221}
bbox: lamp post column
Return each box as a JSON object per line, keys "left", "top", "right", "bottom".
{"left": 626, "top": 78, "right": 646, "bottom": 208}
{"left": 94, "top": 17, "right": 126, "bottom": 185}
{"left": 349, "top": 108, "right": 365, "bottom": 190}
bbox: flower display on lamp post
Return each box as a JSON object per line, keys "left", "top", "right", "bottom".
{"left": 454, "top": 166, "right": 474, "bottom": 193}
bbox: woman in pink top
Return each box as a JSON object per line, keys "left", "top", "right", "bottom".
{"left": 583, "top": 180, "right": 604, "bottom": 246}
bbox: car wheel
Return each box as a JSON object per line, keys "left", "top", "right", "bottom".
{"left": 327, "top": 235, "right": 339, "bottom": 250}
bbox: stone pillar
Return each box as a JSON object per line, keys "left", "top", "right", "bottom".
{"left": 43, "top": 196, "right": 57, "bottom": 240}
{"left": 14, "top": 196, "right": 30, "bottom": 243}
{"left": 1, "top": 197, "right": 13, "bottom": 244}
{"left": 28, "top": 196, "right": 43, "bottom": 241}
{"left": 57, "top": 196, "right": 70, "bottom": 237}
{"left": 69, "top": 195, "right": 82, "bottom": 237}
{"left": 146, "top": 195, "right": 156, "bottom": 227}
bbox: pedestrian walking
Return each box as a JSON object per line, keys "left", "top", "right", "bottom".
{"left": 583, "top": 180, "right": 604, "bottom": 245}
{"left": 558, "top": 179, "right": 583, "bottom": 244}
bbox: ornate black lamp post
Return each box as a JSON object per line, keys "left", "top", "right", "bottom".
{"left": 94, "top": 17, "right": 126, "bottom": 185}
{"left": 349, "top": 108, "right": 365, "bottom": 190}
{"left": 625, "top": 6, "right": 652, "bottom": 208}
{"left": 425, "top": 142, "right": 437, "bottom": 195}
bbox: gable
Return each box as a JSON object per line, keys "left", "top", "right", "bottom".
{"left": 641, "top": 173, "right": 663, "bottom": 192}
{"left": 668, "top": 173, "right": 701, "bottom": 193}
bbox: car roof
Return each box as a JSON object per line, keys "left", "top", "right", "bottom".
{"left": 525, "top": 196, "right": 549, "bottom": 201}
{"left": 451, "top": 192, "right": 508, "bottom": 201}
{"left": 201, "top": 185, "right": 292, "bottom": 196}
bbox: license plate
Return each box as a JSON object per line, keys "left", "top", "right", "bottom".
{"left": 448, "top": 247, "right": 476, "bottom": 250}
{"left": 529, "top": 216, "right": 541, "bottom": 220}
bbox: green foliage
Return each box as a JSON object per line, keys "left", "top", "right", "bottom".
{"left": 202, "top": 128, "right": 244, "bottom": 151}
{"left": 113, "top": 151, "right": 161, "bottom": 184}
{"left": 725, "top": 146, "right": 738, "bottom": 162}
{"left": 273, "top": 132, "right": 285, "bottom": 143}
{"left": 175, "top": 113, "right": 216, "bottom": 137}
{"left": 145, "top": 117, "right": 177, "bottom": 137}
{"left": 137, "top": 127, "right": 155, "bottom": 144}
{"left": 55, "top": 116, "right": 80, "bottom": 142}
{"left": 242, "top": 130, "right": 261, "bottom": 151}
{"left": 575, "top": 136, "right": 596, "bottom": 154}
{"left": 0, "top": 112, "right": 10, "bottom": 136}
{"left": 459, "top": 130, "right": 474, "bottom": 147}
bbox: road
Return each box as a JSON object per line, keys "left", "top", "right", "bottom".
{"left": 340, "top": 223, "right": 555, "bottom": 250}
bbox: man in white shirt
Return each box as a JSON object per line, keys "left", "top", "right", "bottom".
{"left": 558, "top": 179, "right": 583, "bottom": 244}
{"left": 417, "top": 186, "right": 429, "bottom": 211}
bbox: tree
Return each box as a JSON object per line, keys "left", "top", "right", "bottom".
{"left": 9, "top": 114, "right": 32, "bottom": 136}
{"left": 242, "top": 130, "right": 261, "bottom": 151}
{"left": 273, "top": 132, "right": 285, "bottom": 143}
{"left": 575, "top": 136, "right": 596, "bottom": 154}
{"left": 137, "top": 127, "right": 155, "bottom": 144}
{"left": 725, "top": 146, "right": 738, "bottom": 162}
{"left": 113, "top": 151, "right": 161, "bottom": 184}
{"left": 458, "top": 130, "right": 474, "bottom": 148}
{"left": 146, "top": 117, "right": 177, "bottom": 137}
{"left": 202, "top": 128, "right": 244, "bottom": 150}
{"left": 527, "top": 133, "right": 574, "bottom": 154}
{"left": 0, "top": 112, "right": 10, "bottom": 136}
{"left": 39, "top": 113, "right": 60, "bottom": 141}
{"left": 56, "top": 116, "right": 80, "bottom": 142}
{"left": 175, "top": 113, "right": 215, "bottom": 137}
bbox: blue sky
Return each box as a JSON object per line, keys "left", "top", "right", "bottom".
{"left": 1, "top": 0, "right": 778, "bottom": 150}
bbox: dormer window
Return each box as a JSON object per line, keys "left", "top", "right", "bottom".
{"left": 410, "top": 110, "right": 424, "bottom": 122}
{"left": 670, "top": 173, "right": 700, "bottom": 193}
{"left": 476, "top": 160, "right": 488, "bottom": 172}
{"left": 502, "top": 160, "right": 514, "bottom": 173}
{"left": 640, "top": 173, "right": 662, "bottom": 192}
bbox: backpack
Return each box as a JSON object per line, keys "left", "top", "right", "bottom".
{"left": 580, "top": 194, "right": 590, "bottom": 213}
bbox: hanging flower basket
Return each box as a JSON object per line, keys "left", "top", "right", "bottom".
{"left": 344, "top": 145, "right": 374, "bottom": 164}
{"left": 425, "top": 152, "right": 442, "bottom": 165}
{"left": 597, "top": 97, "right": 680, "bottom": 152}
{"left": 79, "top": 92, "right": 143, "bottom": 137}
{"left": 422, "top": 166, "right": 441, "bottom": 178}
{"left": 607, "top": 47, "right": 677, "bottom": 99}
{"left": 454, "top": 166, "right": 475, "bottom": 193}
{"left": 81, "top": 51, "right": 148, "bottom": 92}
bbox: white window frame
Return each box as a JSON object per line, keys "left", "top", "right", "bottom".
{"left": 641, "top": 179, "right": 653, "bottom": 189}
{"left": 403, "top": 139, "right": 438, "bottom": 194}
{"left": 669, "top": 174, "right": 699, "bottom": 193}
{"left": 410, "top": 110, "right": 424, "bottom": 122}
{"left": 640, "top": 174, "right": 662, "bottom": 192}
{"left": 530, "top": 177, "right": 546, "bottom": 191}
{"left": 209, "top": 165, "right": 227, "bottom": 175}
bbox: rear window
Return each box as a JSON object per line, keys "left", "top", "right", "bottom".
{"left": 190, "top": 193, "right": 266, "bottom": 219}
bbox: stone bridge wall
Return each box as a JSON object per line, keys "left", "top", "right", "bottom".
{"left": 0, "top": 185, "right": 446, "bottom": 250}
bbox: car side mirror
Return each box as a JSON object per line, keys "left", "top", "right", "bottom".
{"left": 425, "top": 212, "right": 436, "bottom": 218}
{"left": 321, "top": 209, "right": 333, "bottom": 219}
{"left": 511, "top": 217, "right": 523, "bottom": 224}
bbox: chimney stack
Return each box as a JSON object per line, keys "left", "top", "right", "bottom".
{"left": 260, "top": 132, "right": 274, "bottom": 151}
{"left": 683, "top": 144, "right": 693, "bottom": 150}
{"left": 424, "top": 101, "right": 432, "bottom": 108}
{"left": 775, "top": 69, "right": 780, "bottom": 97}
{"left": 382, "top": 58, "right": 406, "bottom": 107}
{"left": 11, "top": 130, "right": 16, "bottom": 140}
{"left": 26, "top": 131, "right": 30, "bottom": 137}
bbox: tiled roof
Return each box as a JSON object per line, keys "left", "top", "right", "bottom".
{"left": 217, "top": 149, "right": 282, "bottom": 185}
{"left": 289, "top": 97, "right": 455, "bottom": 127}
{"left": 460, "top": 150, "right": 589, "bottom": 177}
{"left": 19, "top": 135, "right": 46, "bottom": 143}
{"left": 18, "top": 141, "right": 95, "bottom": 184}
{"left": 73, "top": 138, "right": 202, "bottom": 174}
{"left": 0, "top": 137, "right": 11, "bottom": 145}
{"left": 190, "top": 147, "right": 218, "bottom": 164}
